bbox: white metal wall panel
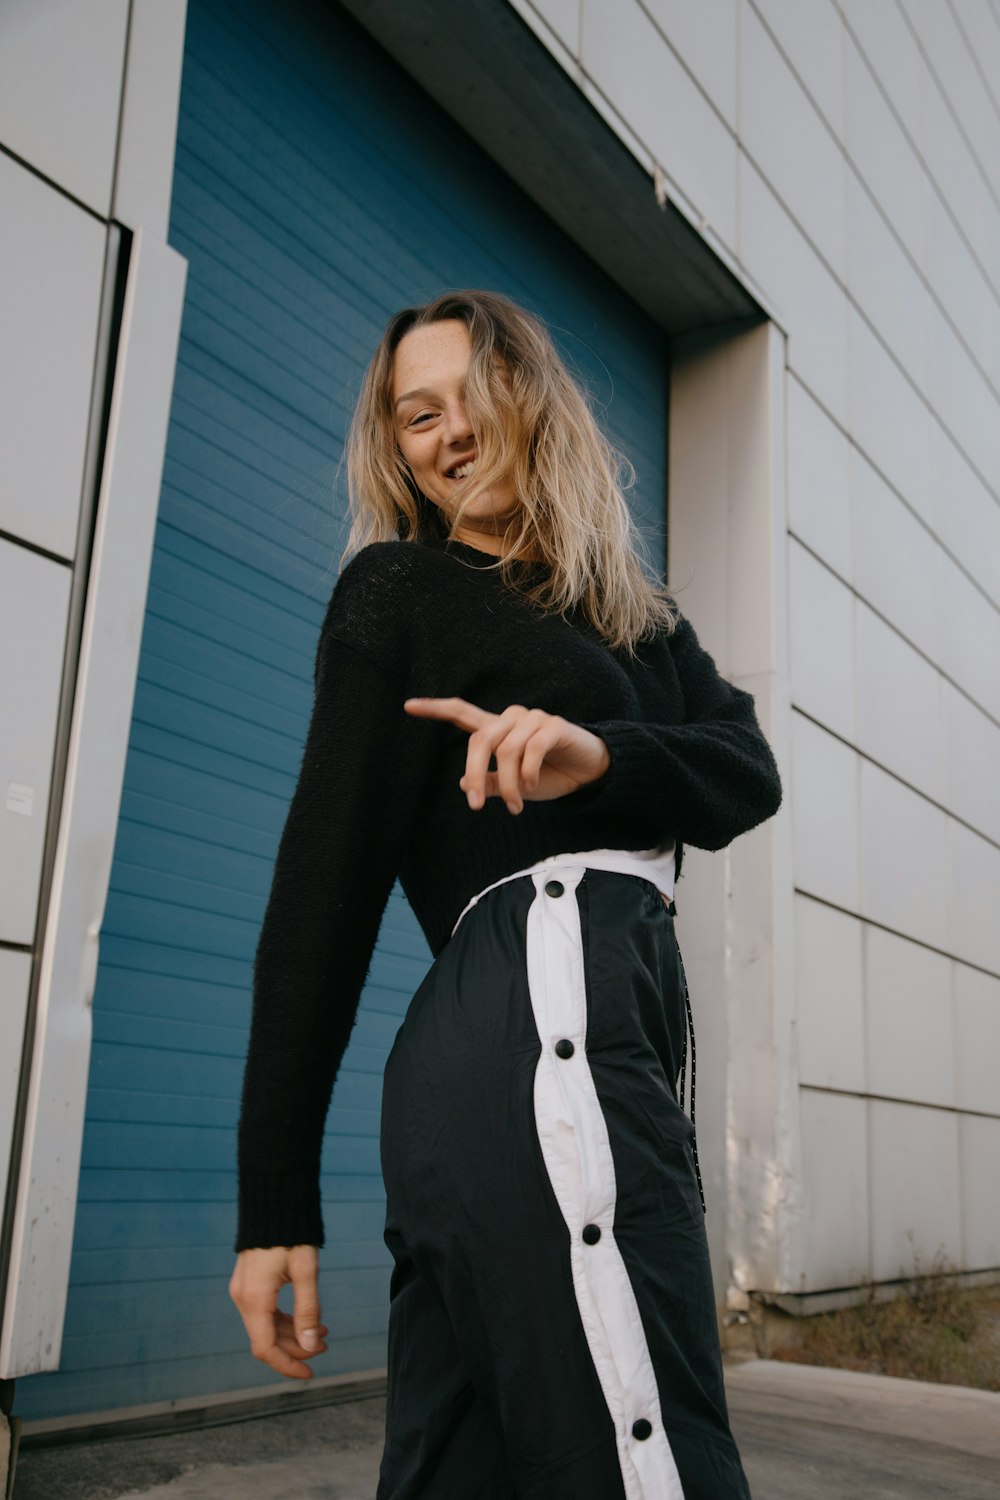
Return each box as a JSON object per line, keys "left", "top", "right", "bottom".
{"left": 740, "top": 152, "right": 850, "bottom": 425}
{"left": 790, "top": 713, "right": 860, "bottom": 914}
{"left": 0, "top": 153, "right": 107, "bottom": 559}
{"left": 960, "top": 1116, "right": 1000, "bottom": 1270}
{"left": 0, "top": 0, "right": 129, "bottom": 215}
{"left": 799, "top": 1090, "right": 870, "bottom": 1288}
{"left": 788, "top": 540, "right": 856, "bottom": 743}
{"left": 0, "top": 952, "right": 32, "bottom": 1219}
{"left": 793, "top": 895, "right": 865, "bottom": 1097}
{"left": 740, "top": 3, "right": 847, "bottom": 280}
{"left": 642, "top": 0, "right": 738, "bottom": 127}
{"left": 785, "top": 376, "right": 852, "bottom": 582}
{"left": 869, "top": 1100, "right": 962, "bottom": 1283}
{"left": 865, "top": 928, "right": 953, "bottom": 1110}
{"left": 859, "top": 758, "right": 950, "bottom": 955}
{"left": 752, "top": 0, "right": 844, "bottom": 134}
{"left": 0, "top": 539, "right": 72, "bottom": 944}
{"left": 113, "top": 0, "right": 188, "bottom": 241}
{"left": 1, "top": 229, "right": 187, "bottom": 1382}
{"left": 583, "top": 0, "right": 738, "bottom": 249}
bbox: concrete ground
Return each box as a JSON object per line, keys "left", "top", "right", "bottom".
{"left": 11, "top": 1358, "right": 1000, "bottom": 1499}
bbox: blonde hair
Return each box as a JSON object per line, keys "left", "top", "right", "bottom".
{"left": 342, "top": 288, "right": 681, "bottom": 656}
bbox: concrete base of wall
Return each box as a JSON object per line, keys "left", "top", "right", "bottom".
{"left": 722, "top": 1299, "right": 819, "bottom": 1359}
{"left": 16, "top": 1370, "right": 387, "bottom": 1453}
{"left": 721, "top": 1266, "right": 1000, "bottom": 1357}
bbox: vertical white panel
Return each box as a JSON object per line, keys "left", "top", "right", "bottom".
{"left": 960, "top": 1115, "right": 1000, "bottom": 1271}
{"left": 740, "top": 2, "right": 846, "bottom": 278}
{"left": 643, "top": 0, "right": 738, "bottom": 126}
{"left": 794, "top": 896, "right": 865, "bottom": 1094}
{"left": 751, "top": 0, "right": 844, "bottom": 134}
{"left": 0, "top": 543, "right": 72, "bottom": 944}
{"left": 791, "top": 714, "right": 860, "bottom": 913}
{"left": 0, "top": 0, "right": 129, "bottom": 214}
{"left": 865, "top": 927, "right": 953, "bottom": 1109}
{"left": 927, "top": 420, "right": 1000, "bottom": 608}
{"left": 788, "top": 541, "right": 855, "bottom": 741}
{"left": 0, "top": 952, "right": 32, "bottom": 1213}
{"left": 941, "top": 679, "right": 1000, "bottom": 848}
{"left": 844, "top": 30, "right": 924, "bottom": 261}
{"left": 936, "top": 548, "right": 1000, "bottom": 723}
{"left": 916, "top": 43, "right": 998, "bottom": 278}
{"left": 739, "top": 155, "right": 849, "bottom": 426}
{"left": 840, "top": 0, "right": 921, "bottom": 137}
{"left": 581, "top": 0, "right": 738, "bottom": 247}
{"left": 859, "top": 759, "right": 949, "bottom": 953}
{"left": 920, "top": 172, "right": 993, "bottom": 405}
{"left": 869, "top": 1100, "right": 961, "bottom": 1281}
{"left": 946, "top": 819, "right": 1000, "bottom": 978}
{"left": 799, "top": 1090, "right": 869, "bottom": 1289}
{"left": 956, "top": 15, "right": 1000, "bottom": 249}
{"left": 114, "top": 0, "right": 188, "bottom": 240}
{"left": 855, "top": 603, "right": 944, "bottom": 805}
{"left": 670, "top": 320, "right": 797, "bottom": 1297}
{"left": 514, "top": 0, "right": 580, "bottom": 55}
{"left": 845, "top": 172, "right": 930, "bottom": 396}
{"left": 848, "top": 308, "right": 933, "bottom": 527}
{"left": 1, "top": 229, "right": 187, "bottom": 1380}
{"left": 0, "top": 154, "right": 107, "bottom": 559}
{"left": 957, "top": 2, "right": 1000, "bottom": 112}
{"left": 786, "top": 376, "right": 852, "bottom": 583}
{"left": 953, "top": 962, "right": 1000, "bottom": 1118}
{"left": 849, "top": 450, "right": 939, "bottom": 665}
{"left": 926, "top": 300, "right": 1000, "bottom": 501}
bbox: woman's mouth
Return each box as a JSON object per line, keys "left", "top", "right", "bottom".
{"left": 445, "top": 459, "right": 477, "bottom": 480}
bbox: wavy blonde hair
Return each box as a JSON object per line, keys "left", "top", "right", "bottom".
{"left": 341, "top": 289, "right": 681, "bottom": 656}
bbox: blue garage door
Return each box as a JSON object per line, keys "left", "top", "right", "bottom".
{"left": 17, "top": 0, "right": 668, "bottom": 1418}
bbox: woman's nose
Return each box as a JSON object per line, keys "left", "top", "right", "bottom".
{"left": 442, "top": 402, "right": 474, "bottom": 444}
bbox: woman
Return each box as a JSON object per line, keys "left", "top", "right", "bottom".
{"left": 229, "top": 289, "right": 782, "bottom": 1498}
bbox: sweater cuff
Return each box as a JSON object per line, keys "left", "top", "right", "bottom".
{"left": 235, "top": 1171, "right": 325, "bottom": 1253}
{"left": 569, "top": 720, "right": 658, "bottom": 810}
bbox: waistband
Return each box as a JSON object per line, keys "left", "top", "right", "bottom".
{"left": 450, "top": 841, "right": 676, "bottom": 940}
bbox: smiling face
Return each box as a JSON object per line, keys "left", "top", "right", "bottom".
{"left": 391, "top": 319, "right": 519, "bottom": 553}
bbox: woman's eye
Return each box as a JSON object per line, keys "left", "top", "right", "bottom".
{"left": 410, "top": 412, "right": 435, "bottom": 426}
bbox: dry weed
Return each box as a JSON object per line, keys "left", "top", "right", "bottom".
{"left": 770, "top": 1243, "right": 1000, "bottom": 1391}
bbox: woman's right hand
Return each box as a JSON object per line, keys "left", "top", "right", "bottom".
{"left": 229, "top": 1243, "right": 329, "bottom": 1379}
{"left": 403, "top": 696, "right": 612, "bottom": 812}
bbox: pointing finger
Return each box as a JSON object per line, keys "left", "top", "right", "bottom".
{"left": 403, "top": 697, "right": 491, "bottom": 731}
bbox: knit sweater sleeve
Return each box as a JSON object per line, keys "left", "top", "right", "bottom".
{"left": 571, "top": 610, "right": 783, "bottom": 850}
{"left": 234, "top": 548, "right": 433, "bottom": 1252}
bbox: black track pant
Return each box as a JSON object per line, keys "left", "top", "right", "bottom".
{"left": 377, "top": 858, "right": 753, "bottom": 1499}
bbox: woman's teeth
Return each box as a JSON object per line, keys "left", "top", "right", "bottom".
{"left": 449, "top": 461, "right": 476, "bottom": 479}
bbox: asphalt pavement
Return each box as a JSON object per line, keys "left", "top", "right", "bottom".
{"left": 11, "top": 1357, "right": 1000, "bottom": 1498}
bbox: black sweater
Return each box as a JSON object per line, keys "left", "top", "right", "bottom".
{"left": 235, "top": 534, "right": 783, "bottom": 1251}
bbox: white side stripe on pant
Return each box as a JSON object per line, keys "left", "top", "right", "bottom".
{"left": 525, "top": 864, "right": 685, "bottom": 1500}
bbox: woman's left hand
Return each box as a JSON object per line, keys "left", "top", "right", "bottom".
{"left": 403, "top": 697, "right": 611, "bottom": 814}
